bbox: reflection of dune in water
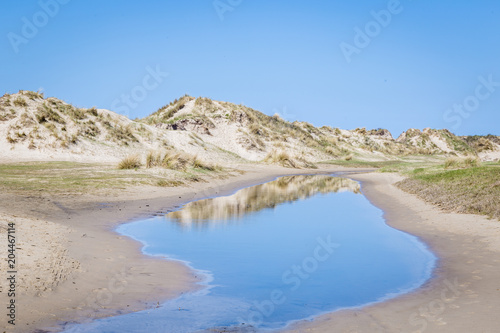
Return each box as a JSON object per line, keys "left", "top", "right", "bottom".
{"left": 166, "top": 175, "right": 360, "bottom": 227}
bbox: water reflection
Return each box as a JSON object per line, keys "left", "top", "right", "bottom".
{"left": 167, "top": 175, "right": 361, "bottom": 227}
{"left": 61, "top": 174, "right": 436, "bottom": 333}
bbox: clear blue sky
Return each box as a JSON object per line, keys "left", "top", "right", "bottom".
{"left": 1, "top": 0, "right": 499, "bottom": 136}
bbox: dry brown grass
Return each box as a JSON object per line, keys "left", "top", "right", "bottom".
{"left": 118, "top": 155, "right": 142, "bottom": 169}
{"left": 263, "top": 150, "right": 317, "bottom": 169}
{"left": 444, "top": 156, "right": 481, "bottom": 169}
{"left": 36, "top": 103, "right": 65, "bottom": 124}
{"left": 397, "top": 166, "right": 500, "bottom": 219}
{"left": 156, "top": 179, "right": 184, "bottom": 187}
{"left": 0, "top": 108, "right": 16, "bottom": 121}
{"left": 22, "top": 90, "right": 44, "bottom": 100}
{"left": 145, "top": 150, "right": 219, "bottom": 171}
{"left": 146, "top": 95, "right": 195, "bottom": 124}
{"left": 13, "top": 96, "right": 28, "bottom": 107}
{"left": 464, "top": 137, "right": 495, "bottom": 152}
{"left": 264, "top": 150, "right": 297, "bottom": 168}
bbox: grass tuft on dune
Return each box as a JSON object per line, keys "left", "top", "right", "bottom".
{"left": 444, "top": 156, "right": 481, "bottom": 169}
{"left": 118, "top": 155, "right": 142, "bottom": 170}
{"left": 145, "top": 150, "right": 220, "bottom": 171}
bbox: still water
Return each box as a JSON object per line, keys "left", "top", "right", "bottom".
{"left": 63, "top": 175, "right": 436, "bottom": 332}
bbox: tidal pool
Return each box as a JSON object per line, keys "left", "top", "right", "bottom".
{"left": 62, "top": 175, "right": 436, "bottom": 332}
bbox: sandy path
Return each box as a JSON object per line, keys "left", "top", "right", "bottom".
{"left": 283, "top": 172, "right": 500, "bottom": 333}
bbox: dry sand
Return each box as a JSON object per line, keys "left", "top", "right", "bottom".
{"left": 283, "top": 172, "right": 500, "bottom": 333}
{"left": 1, "top": 166, "right": 499, "bottom": 332}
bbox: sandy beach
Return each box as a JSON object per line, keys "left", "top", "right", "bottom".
{"left": 1, "top": 165, "right": 499, "bottom": 332}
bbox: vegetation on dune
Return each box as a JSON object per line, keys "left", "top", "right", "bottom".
{"left": 397, "top": 165, "right": 500, "bottom": 220}
{"left": 392, "top": 128, "right": 489, "bottom": 156}
{"left": 118, "top": 155, "right": 142, "bottom": 169}
{"left": 227, "top": 104, "right": 345, "bottom": 157}
{"left": 22, "top": 90, "right": 44, "bottom": 100}
{"left": 1, "top": 92, "right": 142, "bottom": 148}
{"left": 137, "top": 94, "right": 500, "bottom": 164}
{"left": 145, "top": 94, "right": 195, "bottom": 124}
{"left": 263, "top": 150, "right": 317, "bottom": 169}
{"left": 2, "top": 92, "right": 500, "bottom": 178}
{"left": 463, "top": 135, "right": 498, "bottom": 153}
{"left": 145, "top": 149, "right": 219, "bottom": 171}
{"left": 444, "top": 156, "right": 481, "bottom": 169}
{"left": 264, "top": 150, "right": 297, "bottom": 168}
{"left": 438, "top": 129, "right": 475, "bottom": 155}
{"left": 36, "top": 103, "right": 66, "bottom": 124}
{"left": 13, "top": 96, "right": 28, "bottom": 107}
{"left": 104, "top": 123, "right": 138, "bottom": 145}
{"left": 194, "top": 96, "right": 219, "bottom": 113}
{"left": 143, "top": 95, "right": 349, "bottom": 157}
{"left": 1, "top": 91, "right": 500, "bottom": 216}
{"left": 0, "top": 107, "right": 16, "bottom": 121}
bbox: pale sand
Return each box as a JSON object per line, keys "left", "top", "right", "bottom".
{"left": 0, "top": 164, "right": 359, "bottom": 332}
{"left": 283, "top": 173, "right": 500, "bottom": 333}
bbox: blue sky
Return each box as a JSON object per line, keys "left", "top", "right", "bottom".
{"left": 1, "top": 0, "right": 499, "bottom": 136}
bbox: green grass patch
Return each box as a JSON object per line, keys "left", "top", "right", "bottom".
{"left": 0, "top": 162, "right": 152, "bottom": 193}
{"left": 0, "top": 161, "right": 222, "bottom": 194}
{"left": 397, "top": 165, "right": 500, "bottom": 219}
